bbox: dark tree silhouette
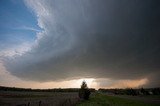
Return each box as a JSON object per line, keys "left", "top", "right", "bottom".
{"left": 79, "top": 81, "right": 91, "bottom": 100}
{"left": 81, "top": 81, "right": 87, "bottom": 89}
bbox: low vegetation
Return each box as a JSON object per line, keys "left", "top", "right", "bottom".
{"left": 99, "top": 88, "right": 160, "bottom": 96}
{"left": 77, "top": 93, "right": 159, "bottom": 106}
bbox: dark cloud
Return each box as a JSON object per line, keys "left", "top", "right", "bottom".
{"left": 3, "top": 0, "right": 160, "bottom": 87}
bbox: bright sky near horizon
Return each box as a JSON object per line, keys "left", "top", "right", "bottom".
{"left": 0, "top": 0, "right": 160, "bottom": 89}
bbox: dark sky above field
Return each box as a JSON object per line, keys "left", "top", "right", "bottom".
{"left": 0, "top": 0, "right": 160, "bottom": 88}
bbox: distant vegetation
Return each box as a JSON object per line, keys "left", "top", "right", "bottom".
{"left": 0, "top": 86, "right": 95, "bottom": 92}
{"left": 98, "top": 88, "right": 160, "bottom": 96}
{"left": 1, "top": 86, "right": 160, "bottom": 96}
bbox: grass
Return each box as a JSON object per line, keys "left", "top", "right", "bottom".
{"left": 77, "top": 93, "right": 159, "bottom": 106}
{"left": 140, "top": 95, "right": 160, "bottom": 99}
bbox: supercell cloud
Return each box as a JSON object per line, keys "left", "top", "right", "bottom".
{"left": 2, "top": 0, "right": 160, "bottom": 87}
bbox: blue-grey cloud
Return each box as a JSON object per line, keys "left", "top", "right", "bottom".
{"left": 2, "top": 0, "right": 160, "bottom": 87}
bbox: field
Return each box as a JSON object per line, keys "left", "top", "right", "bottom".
{"left": 1, "top": 90, "right": 160, "bottom": 106}
{"left": 0, "top": 91, "right": 80, "bottom": 106}
{"left": 77, "top": 93, "right": 160, "bottom": 106}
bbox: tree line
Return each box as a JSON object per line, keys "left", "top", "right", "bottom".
{"left": 1, "top": 85, "right": 160, "bottom": 96}
{"left": 0, "top": 86, "right": 95, "bottom": 92}
{"left": 99, "top": 88, "right": 160, "bottom": 95}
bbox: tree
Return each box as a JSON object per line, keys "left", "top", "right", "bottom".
{"left": 79, "top": 81, "right": 91, "bottom": 100}
{"left": 81, "top": 81, "right": 87, "bottom": 89}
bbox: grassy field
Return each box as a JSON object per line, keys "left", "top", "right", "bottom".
{"left": 1, "top": 91, "right": 160, "bottom": 106}
{"left": 77, "top": 93, "right": 160, "bottom": 106}
{"left": 0, "top": 91, "right": 80, "bottom": 106}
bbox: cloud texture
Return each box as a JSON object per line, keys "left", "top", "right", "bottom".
{"left": 2, "top": 0, "right": 160, "bottom": 87}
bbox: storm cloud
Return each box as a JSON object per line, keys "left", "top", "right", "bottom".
{"left": 2, "top": 0, "right": 160, "bottom": 87}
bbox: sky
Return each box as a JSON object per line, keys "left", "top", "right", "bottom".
{"left": 0, "top": 0, "right": 160, "bottom": 89}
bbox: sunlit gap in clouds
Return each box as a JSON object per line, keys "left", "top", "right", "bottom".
{"left": 40, "top": 78, "right": 98, "bottom": 89}
{"left": 22, "top": 78, "right": 98, "bottom": 89}
{"left": 70, "top": 78, "right": 97, "bottom": 88}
